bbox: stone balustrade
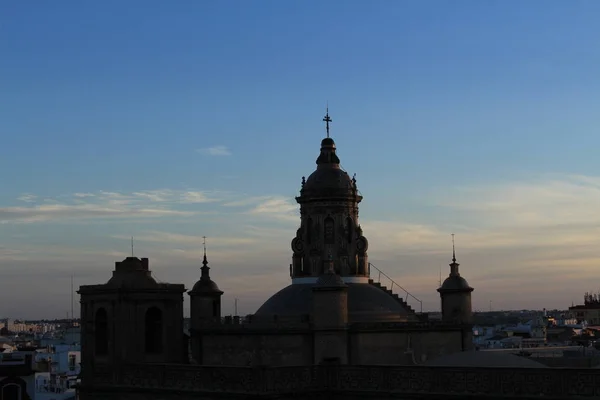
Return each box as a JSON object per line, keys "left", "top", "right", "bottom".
{"left": 81, "top": 363, "right": 600, "bottom": 399}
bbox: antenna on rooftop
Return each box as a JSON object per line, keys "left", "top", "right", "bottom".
{"left": 70, "top": 275, "right": 74, "bottom": 323}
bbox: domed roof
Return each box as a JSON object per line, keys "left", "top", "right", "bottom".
{"left": 106, "top": 257, "right": 159, "bottom": 289}
{"left": 189, "top": 252, "right": 223, "bottom": 296}
{"left": 106, "top": 273, "right": 158, "bottom": 289}
{"left": 299, "top": 138, "right": 359, "bottom": 200}
{"left": 304, "top": 166, "right": 354, "bottom": 193}
{"left": 440, "top": 275, "right": 472, "bottom": 291}
{"left": 437, "top": 253, "right": 473, "bottom": 293}
{"left": 424, "top": 350, "right": 548, "bottom": 368}
{"left": 255, "top": 283, "right": 412, "bottom": 323}
{"left": 190, "top": 278, "right": 222, "bottom": 294}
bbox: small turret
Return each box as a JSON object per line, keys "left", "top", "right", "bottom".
{"left": 189, "top": 237, "right": 224, "bottom": 320}
{"left": 437, "top": 235, "right": 474, "bottom": 341}
{"left": 188, "top": 237, "right": 224, "bottom": 363}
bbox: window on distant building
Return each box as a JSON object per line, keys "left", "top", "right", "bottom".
{"left": 94, "top": 308, "right": 109, "bottom": 356}
{"left": 144, "top": 307, "right": 163, "bottom": 354}
{"left": 68, "top": 354, "right": 77, "bottom": 371}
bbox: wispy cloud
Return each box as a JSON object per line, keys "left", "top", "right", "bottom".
{"left": 0, "top": 203, "right": 193, "bottom": 224}
{"left": 197, "top": 145, "right": 232, "bottom": 156}
{"left": 0, "top": 189, "right": 221, "bottom": 224}
{"left": 247, "top": 196, "right": 297, "bottom": 222}
{"left": 438, "top": 174, "right": 600, "bottom": 229}
{"left": 17, "top": 194, "right": 37, "bottom": 203}
{"left": 112, "top": 231, "right": 256, "bottom": 247}
{"left": 222, "top": 196, "right": 272, "bottom": 207}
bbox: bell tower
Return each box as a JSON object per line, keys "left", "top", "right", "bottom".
{"left": 291, "top": 109, "right": 370, "bottom": 283}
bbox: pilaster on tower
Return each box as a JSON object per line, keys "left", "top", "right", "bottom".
{"left": 290, "top": 110, "right": 369, "bottom": 282}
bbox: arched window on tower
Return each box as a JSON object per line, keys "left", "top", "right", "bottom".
{"left": 94, "top": 308, "right": 108, "bottom": 356}
{"left": 306, "top": 218, "right": 313, "bottom": 244}
{"left": 324, "top": 217, "right": 335, "bottom": 244}
{"left": 346, "top": 216, "right": 354, "bottom": 243}
{"left": 144, "top": 307, "right": 163, "bottom": 354}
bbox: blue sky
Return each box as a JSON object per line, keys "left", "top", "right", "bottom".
{"left": 2, "top": 1, "right": 600, "bottom": 318}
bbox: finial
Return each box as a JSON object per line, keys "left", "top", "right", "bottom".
{"left": 322, "top": 105, "right": 332, "bottom": 138}
{"left": 449, "top": 233, "right": 460, "bottom": 276}
{"left": 131, "top": 236, "right": 134, "bottom": 257}
{"left": 202, "top": 236, "right": 208, "bottom": 265}
{"left": 201, "top": 236, "right": 210, "bottom": 279}
{"left": 451, "top": 233, "right": 456, "bottom": 263}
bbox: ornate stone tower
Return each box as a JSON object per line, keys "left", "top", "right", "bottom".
{"left": 78, "top": 257, "right": 186, "bottom": 377}
{"left": 291, "top": 109, "right": 370, "bottom": 282}
{"left": 188, "top": 239, "right": 224, "bottom": 363}
{"left": 437, "top": 239, "right": 474, "bottom": 325}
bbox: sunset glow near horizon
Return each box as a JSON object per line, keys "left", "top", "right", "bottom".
{"left": 3, "top": 1, "right": 600, "bottom": 318}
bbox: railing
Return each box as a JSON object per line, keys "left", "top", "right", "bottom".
{"left": 369, "top": 262, "right": 423, "bottom": 314}
{"left": 83, "top": 363, "right": 600, "bottom": 398}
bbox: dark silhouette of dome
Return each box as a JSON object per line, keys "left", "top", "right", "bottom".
{"left": 255, "top": 283, "right": 411, "bottom": 322}
{"left": 438, "top": 247, "right": 473, "bottom": 293}
{"left": 440, "top": 275, "right": 472, "bottom": 291}
{"left": 106, "top": 257, "right": 159, "bottom": 289}
{"left": 190, "top": 278, "right": 221, "bottom": 294}
{"left": 189, "top": 249, "right": 223, "bottom": 295}
{"left": 300, "top": 138, "right": 358, "bottom": 200}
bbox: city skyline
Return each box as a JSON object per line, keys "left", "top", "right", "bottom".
{"left": 3, "top": 1, "right": 600, "bottom": 318}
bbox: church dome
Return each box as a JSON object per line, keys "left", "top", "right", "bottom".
{"left": 299, "top": 138, "right": 358, "bottom": 200}
{"left": 255, "top": 283, "right": 412, "bottom": 323}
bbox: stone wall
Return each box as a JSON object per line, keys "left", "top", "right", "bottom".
{"left": 79, "top": 363, "right": 600, "bottom": 400}
{"left": 191, "top": 322, "right": 468, "bottom": 366}
{"left": 201, "top": 333, "right": 313, "bottom": 366}
{"left": 350, "top": 323, "right": 469, "bottom": 365}
{"left": 349, "top": 325, "right": 466, "bottom": 365}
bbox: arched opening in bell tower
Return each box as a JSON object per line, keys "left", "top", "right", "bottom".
{"left": 345, "top": 216, "right": 354, "bottom": 243}
{"left": 144, "top": 307, "right": 163, "bottom": 354}
{"left": 94, "top": 308, "right": 108, "bottom": 356}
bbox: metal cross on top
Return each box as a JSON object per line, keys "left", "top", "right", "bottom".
{"left": 202, "top": 236, "right": 207, "bottom": 253}
{"left": 322, "top": 106, "right": 332, "bottom": 138}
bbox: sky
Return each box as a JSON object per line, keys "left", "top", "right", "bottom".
{"left": 2, "top": 1, "right": 600, "bottom": 319}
